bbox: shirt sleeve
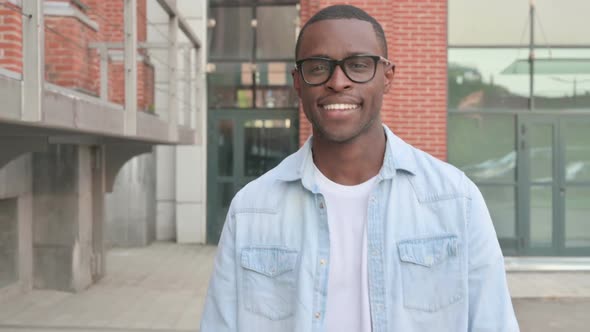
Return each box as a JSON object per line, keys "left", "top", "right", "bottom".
{"left": 200, "top": 199, "right": 238, "bottom": 332}
{"left": 466, "top": 177, "right": 520, "bottom": 332}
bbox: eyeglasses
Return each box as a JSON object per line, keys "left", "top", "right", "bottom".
{"left": 295, "top": 54, "right": 393, "bottom": 86}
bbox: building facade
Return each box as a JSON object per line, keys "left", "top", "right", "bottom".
{"left": 0, "top": 0, "right": 206, "bottom": 294}
{"left": 205, "top": 0, "right": 590, "bottom": 257}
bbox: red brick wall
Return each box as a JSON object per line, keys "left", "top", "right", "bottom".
{"left": 44, "top": 15, "right": 99, "bottom": 94}
{"left": 298, "top": 0, "right": 448, "bottom": 160}
{"left": 141, "top": 61, "right": 154, "bottom": 111}
{"left": 109, "top": 59, "right": 154, "bottom": 111}
{"left": 0, "top": 0, "right": 153, "bottom": 108}
{"left": 99, "top": 0, "right": 152, "bottom": 109}
{"left": 100, "top": 0, "right": 146, "bottom": 42}
{"left": 0, "top": 2, "right": 23, "bottom": 73}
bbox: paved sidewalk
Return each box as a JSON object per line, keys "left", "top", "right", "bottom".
{"left": 0, "top": 243, "right": 216, "bottom": 332}
{"left": 0, "top": 242, "right": 589, "bottom": 331}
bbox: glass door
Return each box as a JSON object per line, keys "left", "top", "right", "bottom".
{"left": 207, "top": 110, "right": 298, "bottom": 244}
{"left": 561, "top": 117, "right": 590, "bottom": 255}
{"left": 518, "top": 114, "right": 590, "bottom": 256}
{"left": 518, "top": 115, "right": 561, "bottom": 255}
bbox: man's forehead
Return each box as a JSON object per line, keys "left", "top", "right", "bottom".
{"left": 304, "top": 18, "right": 374, "bottom": 36}
{"left": 298, "top": 19, "right": 380, "bottom": 56}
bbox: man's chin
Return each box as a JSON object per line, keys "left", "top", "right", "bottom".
{"left": 314, "top": 128, "right": 361, "bottom": 145}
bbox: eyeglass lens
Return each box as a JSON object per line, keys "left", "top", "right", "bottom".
{"left": 301, "top": 56, "right": 376, "bottom": 85}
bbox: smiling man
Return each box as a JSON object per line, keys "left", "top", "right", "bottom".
{"left": 201, "top": 5, "right": 519, "bottom": 332}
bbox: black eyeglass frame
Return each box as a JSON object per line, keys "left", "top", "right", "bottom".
{"left": 294, "top": 54, "right": 394, "bottom": 86}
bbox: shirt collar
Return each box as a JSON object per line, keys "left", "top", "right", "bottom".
{"left": 275, "top": 125, "right": 418, "bottom": 187}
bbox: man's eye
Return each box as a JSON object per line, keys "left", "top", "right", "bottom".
{"left": 348, "top": 62, "right": 370, "bottom": 70}
{"left": 310, "top": 65, "right": 328, "bottom": 73}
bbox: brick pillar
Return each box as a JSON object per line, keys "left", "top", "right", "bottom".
{"left": 298, "top": 0, "right": 448, "bottom": 160}
{"left": 0, "top": 1, "right": 23, "bottom": 73}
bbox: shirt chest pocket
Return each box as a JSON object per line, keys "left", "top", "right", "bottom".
{"left": 397, "top": 235, "right": 464, "bottom": 312}
{"left": 240, "top": 247, "right": 299, "bottom": 320}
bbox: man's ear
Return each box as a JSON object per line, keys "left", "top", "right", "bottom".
{"left": 292, "top": 68, "right": 302, "bottom": 97}
{"left": 383, "top": 64, "right": 395, "bottom": 94}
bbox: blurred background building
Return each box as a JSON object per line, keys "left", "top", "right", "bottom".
{"left": 0, "top": 0, "right": 207, "bottom": 293}
{"left": 206, "top": 0, "right": 590, "bottom": 258}
{"left": 1, "top": 0, "right": 589, "bottom": 296}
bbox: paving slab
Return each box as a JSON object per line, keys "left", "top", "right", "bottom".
{"left": 1, "top": 242, "right": 589, "bottom": 332}
{"left": 0, "top": 243, "right": 216, "bottom": 332}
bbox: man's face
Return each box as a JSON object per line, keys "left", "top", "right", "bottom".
{"left": 293, "top": 19, "right": 394, "bottom": 144}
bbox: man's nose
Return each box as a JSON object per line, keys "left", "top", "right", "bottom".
{"left": 325, "top": 65, "right": 352, "bottom": 92}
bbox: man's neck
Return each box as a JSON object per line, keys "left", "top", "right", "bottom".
{"left": 312, "top": 126, "right": 386, "bottom": 186}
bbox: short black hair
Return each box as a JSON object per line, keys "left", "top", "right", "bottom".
{"left": 295, "top": 5, "right": 388, "bottom": 60}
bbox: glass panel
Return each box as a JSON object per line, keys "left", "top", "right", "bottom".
{"left": 480, "top": 186, "right": 516, "bottom": 238}
{"left": 449, "top": 0, "right": 529, "bottom": 46}
{"left": 211, "top": 182, "right": 234, "bottom": 244}
{"left": 255, "top": 62, "right": 299, "bottom": 108}
{"left": 565, "top": 186, "right": 590, "bottom": 248}
{"left": 217, "top": 120, "right": 234, "bottom": 176}
{"left": 533, "top": 49, "right": 590, "bottom": 110}
{"left": 256, "top": 6, "right": 298, "bottom": 60}
{"left": 529, "top": 123, "right": 553, "bottom": 183}
{"left": 244, "top": 119, "right": 295, "bottom": 176}
{"left": 448, "top": 113, "right": 516, "bottom": 182}
{"left": 530, "top": 185, "right": 553, "bottom": 247}
{"left": 564, "top": 121, "right": 590, "bottom": 182}
{"left": 220, "top": 182, "right": 234, "bottom": 210}
{"left": 534, "top": 0, "right": 590, "bottom": 46}
{"left": 0, "top": 199, "right": 18, "bottom": 288}
{"left": 209, "top": 7, "right": 253, "bottom": 60}
{"left": 449, "top": 0, "right": 590, "bottom": 46}
{"left": 448, "top": 48, "right": 530, "bottom": 110}
{"left": 208, "top": 63, "right": 254, "bottom": 108}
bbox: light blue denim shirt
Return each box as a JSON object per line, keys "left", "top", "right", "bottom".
{"left": 201, "top": 125, "right": 519, "bottom": 332}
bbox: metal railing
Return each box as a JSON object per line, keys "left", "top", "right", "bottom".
{"left": 0, "top": 0, "right": 202, "bottom": 142}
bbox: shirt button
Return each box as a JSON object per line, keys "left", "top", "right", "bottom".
{"left": 320, "top": 259, "right": 326, "bottom": 266}
{"left": 315, "top": 312, "right": 321, "bottom": 319}
{"left": 319, "top": 202, "right": 325, "bottom": 209}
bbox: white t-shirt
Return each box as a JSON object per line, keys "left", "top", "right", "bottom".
{"left": 314, "top": 164, "right": 378, "bottom": 332}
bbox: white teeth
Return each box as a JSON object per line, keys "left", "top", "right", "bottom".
{"left": 322, "top": 104, "right": 359, "bottom": 110}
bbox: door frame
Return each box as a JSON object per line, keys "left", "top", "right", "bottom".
{"left": 206, "top": 109, "right": 299, "bottom": 244}
{"left": 517, "top": 114, "right": 563, "bottom": 255}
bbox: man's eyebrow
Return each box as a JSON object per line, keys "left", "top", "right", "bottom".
{"left": 301, "top": 52, "right": 376, "bottom": 59}
{"left": 303, "top": 54, "right": 332, "bottom": 59}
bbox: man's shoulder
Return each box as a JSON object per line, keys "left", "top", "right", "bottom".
{"left": 402, "top": 141, "right": 470, "bottom": 201}
{"left": 231, "top": 149, "right": 303, "bottom": 211}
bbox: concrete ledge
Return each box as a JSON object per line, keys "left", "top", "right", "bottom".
{"left": 43, "top": 86, "right": 125, "bottom": 136}
{"left": 1, "top": 78, "right": 195, "bottom": 146}
{"left": 0, "top": 68, "right": 22, "bottom": 81}
{"left": 44, "top": 1, "right": 99, "bottom": 31}
{"left": 505, "top": 257, "right": 590, "bottom": 272}
{"left": 137, "top": 112, "right": 169, "bottom": 143}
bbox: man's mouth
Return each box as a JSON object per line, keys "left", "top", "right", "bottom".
{"left": 320, "top": 103, "right": 361, "bottom": 111}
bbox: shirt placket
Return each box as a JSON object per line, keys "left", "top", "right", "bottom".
{"left": 367, "top": 183, "right": 387, "bottom": 332}
{"left": 312, "top": 193, "right": 330, "bottom": 332}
